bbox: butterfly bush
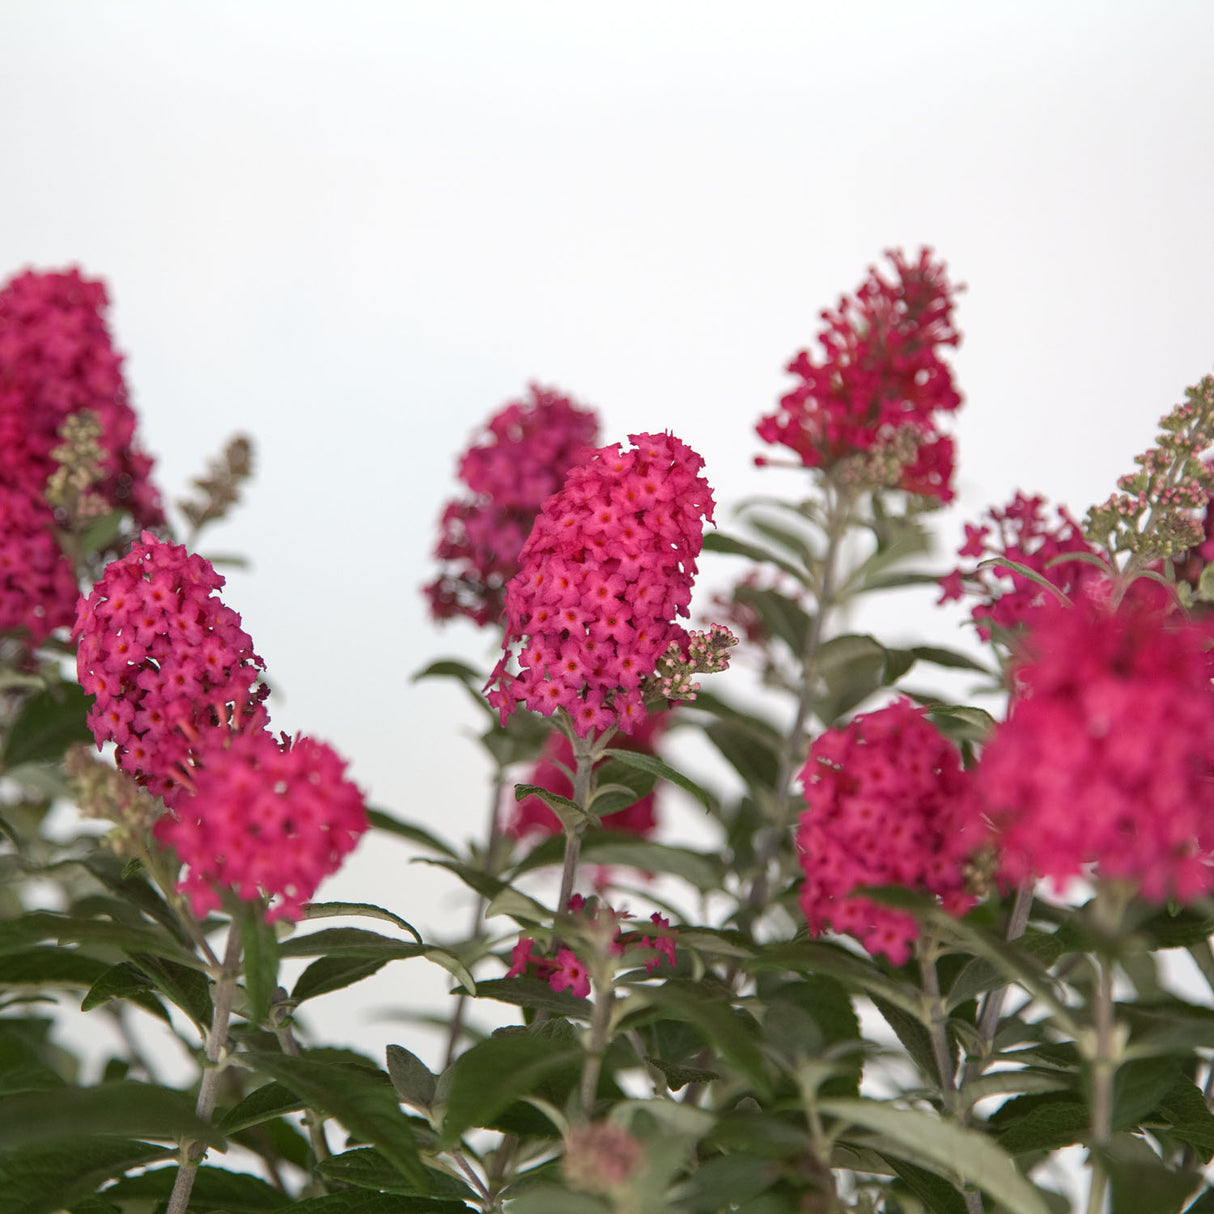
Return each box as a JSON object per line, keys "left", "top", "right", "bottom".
{"left": 977, "top": 587, "right": 1214, "bottom": 903}
{"left": 487, "top": 431, "right": 719, "bottom": 737}
{"left": 938, "top": 491, "right": 1105, "bottom": 639}
{"left": 797, "top": 697, "right": 985, "bottom": 965}
{"left": 77, "top": 532, "right": 366, "bottom": 920}
{"left": 756, "top": 247, "right": 962, "bottom": 499}
{"left": 426, "top": 384, "right": 600, "bottom": 626}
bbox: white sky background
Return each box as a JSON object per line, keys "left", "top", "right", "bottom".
{"left": 3, "top": 1, "right": 1214, "bottom": 1063}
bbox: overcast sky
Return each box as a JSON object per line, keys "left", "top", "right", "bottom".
{"left": 4, "top": 1, "right": 1213, "bottom": 1059}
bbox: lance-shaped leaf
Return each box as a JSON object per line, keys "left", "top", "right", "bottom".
{"left": 0, "top": 1137, "right": 171, "bottom": 1214}
{"left": 440, "top": 1031, "right": 582, "bottom": 1145}
{"left": 366, "top": 807, "right": 459, "bottom": 859}
{"left": 601, "top": 749, "right": 716, "bottom": 813}
{"left": 1, "top": 683, "right": 92, "bottom": 771}
{"left": 304, "top": 902, "right": 423, "bottom": 943}
{"left": 821, "top": 1098, "right": 1050, "bottom": 1214}
{"left": 240, "top": 1050, "right": 428, "bottom": 1191}
{"left": 100, "top": 1164, "right": 291, "bottom": 1213}
{"left": 0, "top": 1082, "right": 223, "bottom": 1150}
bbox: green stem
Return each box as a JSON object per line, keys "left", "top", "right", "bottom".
{"left": 917, "top": 931, "right": 957, "bottom": 1115}
{"left": 579, "top": 969, "right": 614, "bottom": 1115}
{"left": 444, "top": 759, "right": 509, "bottom": 1068}
{"left": 557, "top": 732, "right": 597, "bottom": 913}
{"left": 1089, "top": 956, "right": 1115, "bottom": 1148}
{"left": 748, "top": 482, "right": 852, "bottom": 913}
{"left": 270, "top": 990, "right": 330, "bottom": 1167}
{"left": 167, "top": 920, "right": 243, "bottom": 1214}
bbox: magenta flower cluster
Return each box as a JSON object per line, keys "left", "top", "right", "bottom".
{"left": 0, "top": 268, "right": 162, "bottom": 641}
{"left": 756, "top": 248, "right": 963, "bottom": 500}
{"left": 427, "top": 385, "right": 600, "bottom": 626}
{"left": 797, "top": 697, "right": 983, "bottom": 966}
{"left": 507, "top": 895, "right": 676, "bottom": 998}
{"left": 76, "top": 533, "right": 365, "bottom": 920}
{"left": 488, "top": 431, "right": 715, "bottom": 737}
{"left": 938, "top": 491, "right": 1105, "bottom": 639}
{"left": 154, "top": 730, "right": 366, "bottom": 923}
{"left": 975, "top": 588, "right": 1214, "bottom": 903}
{"left": 75, "top": 532, "right": 269, "bottom": 803}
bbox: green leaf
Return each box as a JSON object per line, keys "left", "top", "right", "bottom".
{"left": 601, "top": 749, "right": 716, "bottom": 813}
{"left": 386, "top": 1045, "right": 437, "bottom": 1111}
{"left": 703, "top": 718, "right": 781, "bottom": 791}
{"left": 286, "top": 1194, "right": 473, "bottom": 1213}
{"left": 884, "top": 1155, "right": 969, "bottom": 1214}
{"left": 305, "top": 902, "right": 424, "bottom": 943}
{"left": 1103, "top": 1132, "right": 1200, "bottom": 1214}
{"left": 239, "top": 902, "right": 280, "bottom": 1026}
{"left": 871, "top": 995, "right": 946, "bottom": 1088}
{"left": 622, "top": 981, "right": 769, "bottom": 1095}
{"left": 101, "top": 1165, "right": 291, "bottom": 1212}
{"left": 0, "top": 1138, "right": 171, "bottom": 1214}
{"left": 367, "top": 807, "right": 459, "bottom": 858}
{"left": 292, "top": 956, "right": 389, "bottom": 1004}
{"left": 512, "top": 783, "right": 587, "bottom": 831}
{"left": 216, "top": 1081, "right": 306, "bottom": 1134}
{"left": 320, "top": 1148, "right": 476, "bottom": 1200}
{"left": 1112, "top": 1057, "right": 1184, "bottom": 1131}
{"left": 1156, "top": 1077, "right": 1214, "bottom": 1162}
{"left": 1, "top": 948, "right": 110, "bottom": 989}
{"left": 278, "top": 927, "right": 429, "bottom": 961}
{"left": 512, "top": 830, "right": 722, "bottom": 891}
{"left": 0, "top": 1082, "right": 222, "bottom": 1151}
{"left": 752, "top": 940, "right": 926, "bottom": 1020}
{"left": 1, "top": 683, "right": 92, "bottom": 771}
{"left": 411, "top": 658, "right": 484, "bottom": 685}
{"left": 732, "top": 582, "right": 813, "bottom": 653}
{"left": 906, "top": 645, "right": 993, "bottom": 675}
{"left": 467, "top": 977, "right": 593, "bottom": 1020}
{"left": 821, "top": 1098, "right": 1051, "bottom": 1214}
{"left": 993, "top": 1095, "right": 1089, "bottom": 1154}
{"left": 0, "top": 911, "right": 203, "bottom": 970}
{"left": 241, "top": 1050, "right": 428, "bottom": 1190}
{"left": 441, "top": 1031, "right": 583, "bottom": 1145}
{"left": 130, "top": 953, "right": 214, "bottom": 1030}
{"left": 79, "top": 961, "right": 172, "bottom": 1025}
{"left": 645, "top": 1055, "right": 720, "bottom": 1091}
{"left": 701, "top": 529, "right": 807, "bottom": 581}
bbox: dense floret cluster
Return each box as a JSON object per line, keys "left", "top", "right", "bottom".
{"left": 0, "top": 269, "right": 162, "bottom": 642}
{"left": 0, "top": 268, "right": 161, "bottom": 522}
{"left": 938, "top": 491, "right": 1106, "bottom": 639}
{"left": 0, "top": 485, "right": 81, "bottom": 640}
{"left": 75, "top": 533, "right": 268, "bottom": 801}
{"left": 508, "top": 713, "right": 664, "bottom": 838}
{"left": 155, "top": 729, "right": 366, "bottom": 922}
{"left": 487, "top": 431, "right": 715, "bottom": 736}
{"left": 797, "top": 698, "right": 982, "bottom": 965}
{"left": 976, "top": 589, "right": 1214, "bottom": 902}
{"left": 756, "top": 248, "right": 962, "bottom": 500}
{"left": 427, "top": 385, "right": 600, "bottom": 626}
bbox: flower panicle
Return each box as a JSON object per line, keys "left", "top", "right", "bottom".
{"left": 1084, "top": 374, "right": 1214, "bottom": 559}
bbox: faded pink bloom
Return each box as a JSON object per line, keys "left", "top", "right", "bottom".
{"left": 426, "top": 384, "right": 599, "bottom": 626}
{"left": 756, "top": 248, "right": 963, "bottom": 500}
{"left": 798, "top": 698, "right": 983, "bottom": 966}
